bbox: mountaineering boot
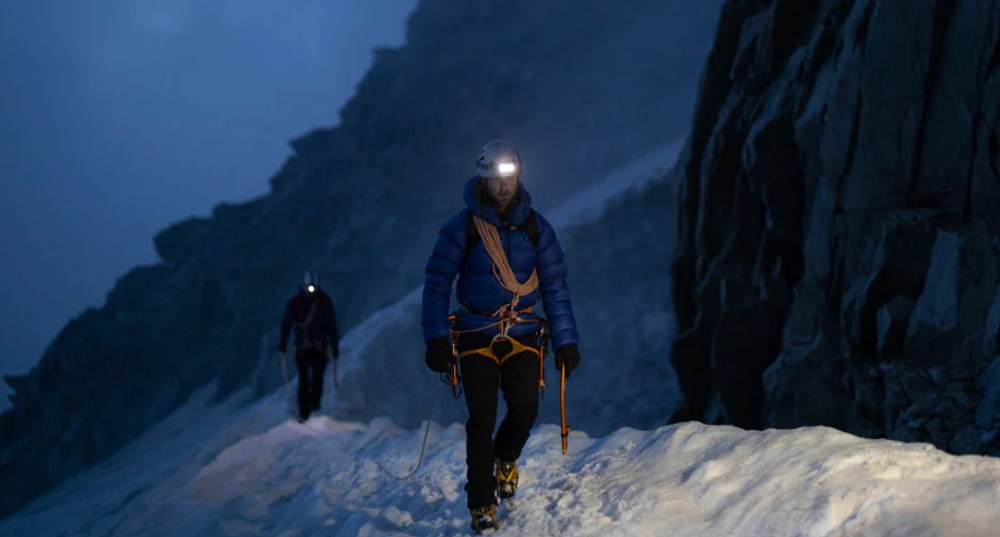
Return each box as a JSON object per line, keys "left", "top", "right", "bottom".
{"left": 470, "top": 504, "right": 498, "bottom": 533}
{"left": 495, "top": 460, "right": 518, "bottom": 500}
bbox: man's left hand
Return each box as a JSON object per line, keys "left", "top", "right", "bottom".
{"left": 555, "top": 343, "right": 580, "bottom": 379}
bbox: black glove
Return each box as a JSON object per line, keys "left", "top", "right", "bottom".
{"left": 278, "top": 342, "right": 287, "bottom": 353}
{"left": 425, "top": 337, "right": 454, "bottom": 373}
{"left": 555, "top": 343, "right": 580, "bottom": 379}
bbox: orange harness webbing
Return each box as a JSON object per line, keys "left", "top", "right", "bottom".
{"left": 448, "top": 314, "right": 548, "bottom": 390}
{"left": 459, "top": 336, "right": 537, "bottom": 366}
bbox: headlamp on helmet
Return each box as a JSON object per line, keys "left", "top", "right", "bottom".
{"left": 303, "top": 271, "right": 319, "bottom": 294}
{"left": 475, "top": 140, "right": 522, "bottom": 178}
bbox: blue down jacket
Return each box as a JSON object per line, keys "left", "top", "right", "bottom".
{"left": 422, "top": 177, "right": 579, "bottom": 350}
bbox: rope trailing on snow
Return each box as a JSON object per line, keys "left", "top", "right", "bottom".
{"left": 375, "top": 375, "right": 441, "bottom": 480}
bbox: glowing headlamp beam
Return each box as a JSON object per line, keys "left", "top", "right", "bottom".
{"left": 497, "top": 162, "right": 517, "bottom": 174}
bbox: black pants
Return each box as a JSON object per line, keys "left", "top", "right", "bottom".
{"left": 458, "top": 333, "right": 541, "bottom": 509}
{"left": 295, "top": 347, "right": 327, "bottom": 419}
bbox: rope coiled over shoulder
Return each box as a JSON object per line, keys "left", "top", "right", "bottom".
{"left": 472, "top": 213, "right": 539, "bottom": 334}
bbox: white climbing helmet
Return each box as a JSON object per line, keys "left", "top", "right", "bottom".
{"left": 475, "top": 139, "right": 521, "bottom": 178}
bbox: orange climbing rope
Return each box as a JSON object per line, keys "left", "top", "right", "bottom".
{"left": 444, "top": 215, "right": 551, "bottom": 393}
{"left": 473, "top": 214, "right": 539, "bottom": 337}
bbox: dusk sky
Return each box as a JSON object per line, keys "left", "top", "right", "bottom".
{"left": 0, "top": 1, "right": 417, "bottom": 402}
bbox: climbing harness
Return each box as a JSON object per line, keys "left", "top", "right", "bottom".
{"left": 448, "top": 313, "right": 549, "bottom": 395}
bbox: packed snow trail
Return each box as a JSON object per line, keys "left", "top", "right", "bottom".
{"left": 3, "top": 385, "right": 1000, "bottom": 537}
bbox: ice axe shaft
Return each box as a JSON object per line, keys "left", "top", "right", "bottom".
{"left": 560, "top": 362, "right": 569, "bottom": 454}
{"left": 448, "top": 360, "right": 462, "bottom": 398}
{"left": 447, "top": 317, "right": 462, "bottom": 399}
{"left": 280, "top": 351, "right": 294, "bottom": 405}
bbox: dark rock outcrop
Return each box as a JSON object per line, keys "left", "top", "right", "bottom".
{"left": 0, "top": 0, "right": 724, "bottom": 518}
{"left": 669, "top": 0, "right": 1000, "bottom": 455}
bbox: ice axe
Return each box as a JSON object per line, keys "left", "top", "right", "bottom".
{"left": 279, "top": 351, "right": 294, "bottom": 406}
{"left": 537, "top": 320, "right": 567, "bottom": 454}
{"left": 560, "top": 361, "right": 569, "bottom": 454}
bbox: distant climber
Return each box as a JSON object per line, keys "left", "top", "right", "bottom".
{"left": 279, "top": 271, "right": 340, "bottom": 421}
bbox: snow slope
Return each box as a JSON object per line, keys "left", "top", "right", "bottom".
{"left": 2, "top": 389, "right": 999, "bottom": 536}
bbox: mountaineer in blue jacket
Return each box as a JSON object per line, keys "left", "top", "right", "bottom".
{"left": 421, "top": 139, "right": 580, "bottom": 532}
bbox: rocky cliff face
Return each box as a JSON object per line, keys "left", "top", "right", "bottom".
{"left": 0, "top": 0, "right": 723, "bottom": 518}
{"left": 670, "top": 0, "right": 1000, "bottom": 455}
